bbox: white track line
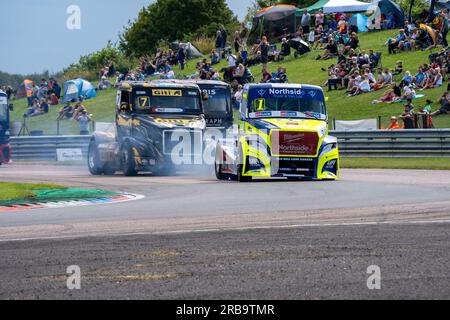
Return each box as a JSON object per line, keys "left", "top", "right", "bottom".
{"left": 2, "top": 218, "right": 450, "bottom": 242}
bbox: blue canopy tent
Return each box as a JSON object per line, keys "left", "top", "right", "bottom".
{"left": 349, "top": 13, "right": 368, "bottom": 32}
{"left": 63, "top": 78, "right": 96, "bottom": 103}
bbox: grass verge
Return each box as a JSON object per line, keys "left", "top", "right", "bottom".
{"left": 341, "top": 157, "right": 450, "bottom": 170}
{"left": 0, "top": 182, "right": 66, "bottom": 202}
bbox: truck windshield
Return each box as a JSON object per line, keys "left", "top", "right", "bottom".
{"left": 134, "top": 89, "right": 201, "bottom": 114}
{"left": 201, "top": 87, "right": 231, "bottom": 113}
{"left": 247, "top": 88, "right": 327, "bottom": 120}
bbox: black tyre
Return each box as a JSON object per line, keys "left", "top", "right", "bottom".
{"left": 236, "top": 144, "right": 252, "bottom": 182}
{"left": 237, "top": 164, "right": 252, "bottom": 182}
{"left": 215, "top": 161, "right": 229, "bottom": 181}
{"left": 103, "top": 164, "right": 117, "bottom": 176}
{"left": 121, "top": 144, "right": 138, "bottom": 177}
{"left": 88, "top": 140, "right": 104, "bottom": 175}
{"left": 214, "top": 147, "right": 229, "bottom": 181}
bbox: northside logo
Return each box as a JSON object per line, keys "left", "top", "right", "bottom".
{"left": 152, "top": 89, "right": 183, "bottom": 97}
{"left": 269, "top": 88, "right": 302, "bottom": 95}
{"left": 257, "top": 89, "right": 267, "bottom": 97}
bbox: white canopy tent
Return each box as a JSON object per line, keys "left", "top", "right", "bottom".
{"left": 323, "top": 0, "right": 373, "bottom": 14}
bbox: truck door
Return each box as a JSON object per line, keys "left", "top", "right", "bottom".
{"left": 116, "top": 90, "right": 132, "bottom": 141}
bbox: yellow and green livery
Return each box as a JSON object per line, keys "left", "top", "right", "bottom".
{"left": 215, "top": 84, "right": 340, "bottom": 182}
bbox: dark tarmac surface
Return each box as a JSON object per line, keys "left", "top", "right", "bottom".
{"left": 1, "top": 165, "right": 450, "bottom": 299}
{"left": 1, "top": 223, "right": 449, "bottom": 300}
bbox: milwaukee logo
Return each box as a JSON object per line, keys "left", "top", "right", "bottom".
{"left": 283, "top": 133, "right": 305, "bottom": 143}
{"left": 272, "top": 131, "right": 319, "bottom": 156}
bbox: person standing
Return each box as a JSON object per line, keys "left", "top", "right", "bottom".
{"left": 234, "top": 31, "right": 241, "bottom": 54}
{"left": 77, "top": 111, "right": 91, "bottom": 135}
{"left": 215, "top": 30, "right": 223, "bottom": 60}
{"left": 441, "top": 11, "right": 449, "bottom": 47}
{"left": 301, "top": 9, "right": 311, "bottom": 35}
{"left": 315, "top": 9, "right": 325, "bottom": 28}
{"left": 257, "top": 36, "right": 270, "bottom": 70}
{"left": 177, "top": 45, "right": 186, "bottom": 70}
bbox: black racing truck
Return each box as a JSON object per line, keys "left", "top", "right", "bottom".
{"left": 188, "top": 80, "right": 233, "bottom": 131}
{"left": 0, "top": 90, "right": 13, "bottom": 165}
{"left": 87, "top": 81, "right": 207, "bottom": 176}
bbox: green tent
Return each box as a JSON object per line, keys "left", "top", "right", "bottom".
{"left": 297, "top": 0, "right": 329, "bottom": 15}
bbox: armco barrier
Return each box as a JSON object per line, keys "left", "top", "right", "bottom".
{"left": 9, "top": 129, "right": 450, "bottom": 161}
{"left": 332, "top": 129, "right": 450, "bottom": 157}
{"left": 10, "top": 136, "right": 91, "bottom": 161}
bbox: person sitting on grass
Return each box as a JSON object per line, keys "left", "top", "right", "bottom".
{"left": 98, "top": 76, "right": 112, "bottom": 91}
{"left": 270, "top": 67, "right": 287, "bottom": 83}
{"left": 72, "top": 100, "right": 87, "bottom": 120}
{"left": 261, "top": 66, "right": 272, "bottom": 83}
{"left": 346, "top": 70, "right": 362, "bottom": 92}
{"left": 401, "top": 83, "right": 416, "bottom": 101}
{"left": 431, "top": 92, "right": 450, "bottom": 116}
{"left": 387, "top": 29, "right": 407, "bottom": 54}
{"left": 372, "top": 83, "right": 402, "bottom": 104}
{"left": 413, "top": 67, "right": 428, "bottom": 88}
{"left": 317, "top": 38, "right": 338, "bottom": 60}
{"left": 210, "top": 49, "right": 220, "bottom": 65}
{"left": 348, "top": 74, "right": 371, "bottom": 96}
{"left": 399, "top": 71, "right": 412, "bottom": 87}
{"left": 275, "top": 38, "right": 291, "bottom": 61}
{"left": 392, "top": 61, "right": 403, "bottom": 76}
{"left": 24, "top": 99, "right": 44, "bottom": 117}
{"left": 57, "top": 101, "right": 74, "bottom": 120}
{"left": 421, "top": 68, "right": 443, "bottom": 90}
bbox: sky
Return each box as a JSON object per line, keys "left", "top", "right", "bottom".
{"left": 0, "top": 0, "right": 252, "bottom": 75}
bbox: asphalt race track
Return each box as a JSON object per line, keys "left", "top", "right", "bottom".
{"left": 1, "top": 164, "right": 450, "bottom": 299}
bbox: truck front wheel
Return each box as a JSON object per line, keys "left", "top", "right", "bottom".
{"left": 122, "top": 144, "right": 138, "bottom": 177}
{"left": 88, "top": 140, "right": 104, "bottom": 176}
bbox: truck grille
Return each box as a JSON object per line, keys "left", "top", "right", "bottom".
{"left": 272, "top": 158, "right": 316, "bottom": 177}
{"left": 163, "top": 130, "right": 203, "bottom": 156}
{"left": 271, "top": 131, "right": 319, "bottom": 156}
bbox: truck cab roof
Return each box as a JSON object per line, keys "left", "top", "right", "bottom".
{"left": 244, "top": 83, "right": 323, "bottom": 92}
{"left": 120, "top": 81, "right": 201, "bottom": 92}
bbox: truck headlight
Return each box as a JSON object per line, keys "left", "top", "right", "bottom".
{"left": 188, "top": 120, "right": 206, "bottom": 130}
{"left": 322, "top": 143, "right": 337, "bottom": 154}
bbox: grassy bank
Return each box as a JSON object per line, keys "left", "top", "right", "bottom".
{"left": 8, "top": 30, "right": 450, "bottom": 134}
{"left": 341, "top": 157, "right": 450, "bottom": 170}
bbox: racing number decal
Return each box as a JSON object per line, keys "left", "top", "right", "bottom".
{"left": 253, "top": 98, "right": 266, "bottom": 111}
{"left": 137, "top": 96, "right": 149, "bottom": 109}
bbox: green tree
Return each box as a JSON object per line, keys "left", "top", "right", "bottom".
{"left": 120, "top": 0, "right": 238, "bottom": 57}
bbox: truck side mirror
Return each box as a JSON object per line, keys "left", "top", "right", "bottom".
{"left": 8, "top": 104, "right": 13, "bottom": 111}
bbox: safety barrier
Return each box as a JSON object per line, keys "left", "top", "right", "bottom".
{"left": 332, "top": 129, "right": 450, "bottom": 157}
{"left": 9, "top": 129, "right": 450, "bottom": 161}
{"left": 10, "top": 136, "right": 91, "bottom": 161}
